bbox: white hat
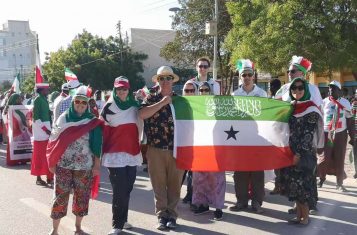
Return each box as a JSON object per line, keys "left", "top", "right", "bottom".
{"left": 152, "top": 66, "right": 179, "bottom": 83}
{"left": 74, "top": 85, "right": 90, "bottom": 100}
{"left": 329, "top": 80, "right": 341, "bottom": 90}
{"left": 67, "top": 80, "right": 80, "bottom": 89}
{"left": 61, "top": 83, "right": 69, "bottom": 91}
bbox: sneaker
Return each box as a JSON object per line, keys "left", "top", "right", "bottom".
{"left": 166, "top": 218, "right": 177, "bottom": 229}
{"left": 123, "top": 222, "right": 133, "bottom": 229}
{"left": 182, "top": 194, "right": 192, "bottom": 204}
{"left": 251, "top": 202, "right": 264, "bottom": 214}
{"left": 156, "top": 217, "right": 167, "bottom": 230}
{"left": 228, "top": 203, "right": 248, "bottom": 212}
{"left": 194, "top": 205, "right": 210, "bottom": 215}
{"left": 107, "top": 228, "right": 121, "bottom": 235}
{"left": 309, "top": 206, "right": 318, "bottom": 215}
{"left": 213, "top": 209, "right": 223, "bottom": 221}
{"left": 336, "top": 185, "right": 347, "bottom": 192}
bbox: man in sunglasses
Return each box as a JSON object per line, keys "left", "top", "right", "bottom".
{"left": 230, "top": 59, "right": 267, "bottom": 214}
{"left": 191, "top": 57, "right": 220, "bottom": 95}
{"left": 139, "top": 66, "right": 185, "bottom": 230}
{"left": 275, "top": 55, "right": 322, "bottom": 107}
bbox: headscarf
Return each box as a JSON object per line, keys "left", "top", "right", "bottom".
{"left": 112, "top": 87, "right": 139, "bottom": 110}
{"left": 289, "top": 77, "right": 311, "bottom": 101}
{"left": 183, "top": 80, "right": 198, "bottom": 96}
{"left": 199, "top": 81, "right": 213, "bottom": 95}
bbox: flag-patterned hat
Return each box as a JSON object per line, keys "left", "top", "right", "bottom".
{"left": 236, "top": 59, "right": 254, "bottom": 73}
{"left": 35, "top": 83, "right": 49, "bottom": 89}
{"left": 290, "top": 56, "right": 312, "bottom": 74}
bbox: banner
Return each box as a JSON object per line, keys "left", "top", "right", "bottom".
{"left": 8, "top": 105, "right": 33, "bottom": 161}
{"left": 172, "top": 96, "right": 294, "bottom": 171}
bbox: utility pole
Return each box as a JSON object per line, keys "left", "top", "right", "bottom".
{"left": 213, "top": 0, "right": 218, "bottom": 80}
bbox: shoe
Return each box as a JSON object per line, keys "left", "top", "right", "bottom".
{"left": 213, "top": 209, "right": 223, "bottom": 221}
{"left": 318, "top": 178, "right": 325, "bottom": 188}
{"left": 353, "top": 173, "right": 357, "bottom": 179}
{"left": 123, "top": 222, "right": 133, "bottom": 229}
{"left": 309, "top": 206, "right": 318, "bottom": 215}
{"left": 194, "top": 205, "right": 210, "bottom": 215}
{"left": 252, "top": 202, "right": 264, "bottom": 214}
{"left": 182, "top": 194, "right": 192, "bottom": 204}
{"left": 36, "top": 179, "right": 47, "bottom": 186}
{"left": 156, "top": 217, "right": 167, "bottom": 230}
{"left": 269, "top": 187, "right": 280, "bottom": 195}
{"left": 288, "top": 207, "right": 297, "bottom": 214}
{"left": 288, "top": 217, "right": 301, "bottom": 224}
{"left": 190, "top": 204, "right": 198, "bottom": 211}
{"left": 336, "top": 185, "right": 347, "bottom": 192}
{"left": 296, "top": 219, "right": 310, "bottom": 226}
{"left": 74, "top": 230, "right": 89, "bottom": 235}
{"left": 166, "top": 218, "right": 177, "bottom": 229}
{"left": 107, "top": 228, "right": 121, "bottom": 235}
{"left": 229, "top": 203, "right": 248, "bottom": 212}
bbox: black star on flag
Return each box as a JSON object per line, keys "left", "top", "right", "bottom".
{"left": 224, "top": 125, "right": 239, "bottom": 140}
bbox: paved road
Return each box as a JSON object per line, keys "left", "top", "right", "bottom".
{"left": 0, "top": 144, "right": 357, "bottom": 235}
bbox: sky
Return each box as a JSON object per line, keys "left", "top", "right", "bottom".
{"left": 1, "top": 0, "right": 179, "bottom": 57}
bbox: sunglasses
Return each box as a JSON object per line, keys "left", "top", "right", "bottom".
{"left": 158, "top": 76, "right": 173, "bottom": 82}
{"left": 199, "top": 88, "right": 210, "bottom": 92}
{"left": 184, "top": 89, "right": 195, "bottom": 93}
{"left": 74, "top": 100, "right": 88, "bottom": 105}
{"left": 242, "top": 73, "right": 253, "bottom": 78}
{"left": 198, "top": 65, "right": 209, "bottom": 69}
{"left": 291, "top": 85, "right": 304, "bottom": 91}
{"left": 116, "top": 87, "right": 129, "bottom": 91}
{"left": 287, "top": 69, "right": 298, "bottom": 74}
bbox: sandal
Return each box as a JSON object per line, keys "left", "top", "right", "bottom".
{"left": 288, "top": 217, "right": 301, "bottom": 224}
{"left": 74, "top": 229, "right": 89, "bottom": 235}
{"left": 36, "top": 179, "right": 48, "bottom": 186}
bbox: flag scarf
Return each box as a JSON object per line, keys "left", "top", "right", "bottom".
{"left": 46, "top": 117, "right": 102, "bottom": 168}
{"left": 11, "top": 73, "right": 20, "bottom": 93}
{"left": 65, "top": 68, "right": 78, "bottom": 81}
{"left": 172, "top": 96, "right": 294, "bottom": 171}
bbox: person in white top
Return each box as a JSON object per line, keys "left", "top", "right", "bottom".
{"left": 95, "top": 90, "right": 105, "bottom": 113}
{"left": 318, "top": 80, "right": 353, "bottom": 192}
{"left": 230, "top": 59, "right": 267, "bottom": 214}
{"left": 190, "top": 57, "right": 220, "bottom": 95}
{"left": 275, "top": 56, "right": 322, "bottom": 107}
{"left": 52, "top": 83, "right": 69, "bottom": 125}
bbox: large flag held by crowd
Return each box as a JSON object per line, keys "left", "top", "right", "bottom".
{"left": 172, "top": 96, "right": 294, "bottom": 171}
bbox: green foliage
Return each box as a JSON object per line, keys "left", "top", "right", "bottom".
{"left": 21, "top": 74, "right": 35, "bottom": 94}
{"left": 1, "top": 80, "right": 12, "bottom": 93}
{"left": 161, "top": 0, "right": 233, "bottom": 79}
{"left": 225, "top": 0, "right": 357, "bottom": 76}
{"left": 43, "top": 23, "right": 148, "bottom": 92}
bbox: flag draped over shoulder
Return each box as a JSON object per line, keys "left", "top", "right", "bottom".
{"left": 172, "top": 96, "right": 294, "bottom": 171}
{"left": 65, "top": 68, "right": 78, "bottom": 81}
{"left": 11, "top": 73, "right": 20, "bottom": 93}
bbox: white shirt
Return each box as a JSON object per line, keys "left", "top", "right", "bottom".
{"left": 322, "top": 97, "right": 352, "bottom": 133}
{"left": 232, "top": 84, "right": 268, "bottom": 97}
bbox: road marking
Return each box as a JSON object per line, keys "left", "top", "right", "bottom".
{"left": 20, "top": 198, "right": 92, "bottom": 233}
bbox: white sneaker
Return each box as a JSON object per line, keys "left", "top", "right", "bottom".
{"left": 123, "top": 222, "right": 133, "bottom": 229}
{"left": 107, "top": 228, "right": 121, "bottom": 235}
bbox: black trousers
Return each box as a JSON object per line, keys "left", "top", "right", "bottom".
{"left": 233, "top": 171, "right": 265, "bottom": 205}
{"left": 108, "top": 166, "right": 137, "bottom": 229}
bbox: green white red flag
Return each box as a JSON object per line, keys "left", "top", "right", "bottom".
{"left": 35, "top": 52, "right": 44, "bottom": 83}
{"left": 11, "top": 73, "right": 21, "bottom": 93}
{"left": 172, "top": 96, "right": 294, "bottom": 171}
{"left": 65, "top": 68, "right": 78, "bottom": 81}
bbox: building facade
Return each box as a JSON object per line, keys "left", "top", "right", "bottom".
{"left": 0, "top": 20, "right": 37, "bottom": 82}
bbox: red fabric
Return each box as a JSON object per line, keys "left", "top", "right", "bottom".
{"left": 46, "top": 119, "right": 102, "bottom": 168}
{"left": 35, "top": 66, "right": 43, "bottom": 83}
{"left": 31, "top": 140, "right": 53, "bottom": 178}
{"left": 102, "top": 123, "right": 140, "bottom": 155}
{"left": 12, "top": 115, "right": 22, "bottom": 138}
{"left": 176, "top": 145, "right": 294, "bottom": 171}
{"left": 91, "top": 175, "right": 100, "bottom": 199}
{"left": 327, "top": 96, "right": 345, "bottom": 131}
{"left": 293, "top": 101, "right": 317, "bottom": 115}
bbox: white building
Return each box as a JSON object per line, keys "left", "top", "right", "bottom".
{"left": 0, "top": 20, "right": 37, "bottom": 82}
{"left": 129, "top": 28, "right": 175, "bottom": 86}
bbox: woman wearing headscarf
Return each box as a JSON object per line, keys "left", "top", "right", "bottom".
{"left": 101, "top": 76, "right": 143, "bottom": 235}
{"left": 191, "top": 81, "right": 226, "bottom": 221}
{"left": 46, "top": 86, "right": 103, "bottom": 235}
{"left": 280, "top": 77, "right": 324, "bottom": 226}
{"left": 4, "top": 93, "right": 31, "bottom": 165}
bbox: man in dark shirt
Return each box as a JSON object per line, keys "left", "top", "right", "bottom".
{"left": 139, "top": 66, "right": 184, "bottom": 231}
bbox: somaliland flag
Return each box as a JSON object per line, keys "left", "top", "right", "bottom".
{"left": 172, "top": 96, "right": 294, "bottom": 171}
{"left": 65, "top": 68, "right": 78, "bottom": 81}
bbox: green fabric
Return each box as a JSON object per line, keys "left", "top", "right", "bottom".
{"left": 65, "top": 101, "right": 102, "bottom": 158}
{"left": 7, "top": 94, "right": 21, "bottom": 105}
{"left": 294, "top": 64, "right": 307, "bottom": 75}
{"left": 7, "top": 94, "right": 27, "bottom": 127}
{"left": 289, "top": 77, "right": 311, "bottom": 101}
{"left": 112, "top": 87, "right": 139, "bottom": 110}
{"left": 33, "top": 94, "right": 51, "bottom": 122}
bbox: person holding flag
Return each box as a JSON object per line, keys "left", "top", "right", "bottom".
{"left": 31, "top": 83, "right": 53, "bottom": 186}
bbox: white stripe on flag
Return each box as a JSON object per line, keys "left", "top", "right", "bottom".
{"left": 175, "top": 120, "right": 290, "bottom": 147}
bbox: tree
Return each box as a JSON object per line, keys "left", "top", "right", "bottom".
{"left": 21, "top": 74, "right": 35, "bottom": 94}
{"left": 43, "top": 22, "right": 147, "bottom": 92}
{"left": 225, "top": 0, "right": 357, "bottom": 78}
{"left": 160, "top": 0, "right": 234, "bottom": 93}
{"left": 1, "top": 80, "right": 12, "bottom": 92}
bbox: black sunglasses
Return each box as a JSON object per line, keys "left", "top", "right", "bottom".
{"left": 291, "top": 85, "right": 304, "bottom": 91}
{"left": 199, "top": 88, "right": 210, "bottom": 92}
{"left": 242, "top": 73, "right": 253, "bottom": 78}
{"left": 116, "top": 87, "right": 129, "bottom": 91}
{"left": 158, "top": 76, "right": 173, "bottom": 82}
{"left": 184, "top": 89, "right": 195, "bottom": 93}
{"left": 198, "top": 65, "right": 209, "bottom": 69}
{"left": 287, "top": 69, "right": 298, "bottom": 74}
